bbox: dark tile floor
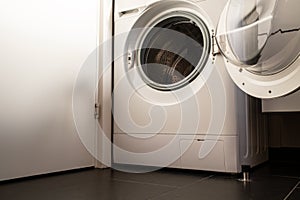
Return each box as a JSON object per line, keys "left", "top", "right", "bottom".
{"left": 0, "top": 161, "right": 300, "bottom": 200}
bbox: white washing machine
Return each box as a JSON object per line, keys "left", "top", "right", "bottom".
{"left": 112, "top": 0, "right": 299, "bottom": 173}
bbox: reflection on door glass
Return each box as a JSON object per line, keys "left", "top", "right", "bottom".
{"left": 216, "top": 0, "right": 300, "bottom": 76}
{"left": 140, "top": 15, "right": 209, "bottom": 90}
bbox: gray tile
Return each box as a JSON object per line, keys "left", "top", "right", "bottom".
{"left": 152, "top": 175, "right": 299, "bottom": 200}
{"left": 111, "top": 169, "right": 209, "bottom": 188}
{"left": 0, "top": 169, "right": 173, "bottom": 200}
{"left": 287, "top": 188, "right": 300, "bottom": 200}
{"left": 1, "top": 162, "right": 300, "bottom": 200}
{"left": 253, "top": 162, "right": 300, "bottom": 179}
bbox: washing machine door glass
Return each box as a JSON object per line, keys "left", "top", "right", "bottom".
{"left": 216, "top": 0, "right": 300, "bottom": 98}
{"left": 138, "top": 14, "right": 210, "bottom": 91}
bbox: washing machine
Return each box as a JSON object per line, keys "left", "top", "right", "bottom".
{"left": 112, "top": 0, "right": 299, "bottom": 173}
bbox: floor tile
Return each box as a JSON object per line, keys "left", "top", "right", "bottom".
{"left": 0, "top": 169, "right": 173, "bottom": 200}
{"left": 111, "top": 168, "right": 209, "bottom": 188}
{"left": 287, "top": 188, "right": 300, "bottom": 200}
{"left": 1, "top": 162, "right": 300, "bottom": 200}
{"left": 253, "top": 161, "right": 300, "bottom": 179}
{"left": 152, "top": 175, "right": 299, "bottom": 200}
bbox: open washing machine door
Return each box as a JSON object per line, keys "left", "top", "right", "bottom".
{"left": 215, "top": 0, "right": 300, "bottom": 99}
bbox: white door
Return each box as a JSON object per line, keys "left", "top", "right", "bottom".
{"left": 0, "top": 0, "right": 99, "bottom": 181}
{"left": 215, "top": 0, "right": 300, "bottom": 99}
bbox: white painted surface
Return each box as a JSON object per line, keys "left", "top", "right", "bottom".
{"left": 96, "top": 0, "right": 112, "bottom": 168}
{"left": 0, "top": 0, "right": 99, "bottom": 181}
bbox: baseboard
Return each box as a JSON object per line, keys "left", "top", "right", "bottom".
{"left": 0, "top": 167, "right": 95, "bottom": 184}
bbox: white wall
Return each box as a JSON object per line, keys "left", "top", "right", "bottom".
{"left": 0, "top": 0, "right": 100, "bottom": 181}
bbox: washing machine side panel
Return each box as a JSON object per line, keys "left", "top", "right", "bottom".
{"left": 238, "top": 96, "right": 269, "bottom": 168}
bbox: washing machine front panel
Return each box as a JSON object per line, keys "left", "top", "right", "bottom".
{"left": 216, "top": 0, "right": 300, "bottom": 99}
{"left": 114, "top": 0, "right": 238, "bottom": 135}
{"left": 115, "top": 0, "right": 203, "bottom": 14}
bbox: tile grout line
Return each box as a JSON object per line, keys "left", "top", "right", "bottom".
{"left": 183, "top": 175, "right": 215, "bottom": 188}
{"left": 112, "top": 178, "right": 179, "bottom": 188}
{"left": 271, "top": 175, "right": 300, "bottom": 180}
{"left": 283, "top": 181, "right": 300, "bottom": 200}
{"left": 147, "top": 175, "right": 215, "bottom": 200}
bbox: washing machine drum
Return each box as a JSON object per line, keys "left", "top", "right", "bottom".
{"left": 140, "top": 16, "right": 208, "bottom": 90}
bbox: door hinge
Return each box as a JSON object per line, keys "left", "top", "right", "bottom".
{"left": 94, "top": 103, "right": 100, "bottom": 119}
{"left": 212, "top": 32, "right": 220, "bottom": 56}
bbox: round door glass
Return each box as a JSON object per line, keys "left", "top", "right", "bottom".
{"left": 216, "top": 0, "right": 300, "bottom": 76}
{"left": 139, "top": 14, "right": 210, "bottom": 91}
